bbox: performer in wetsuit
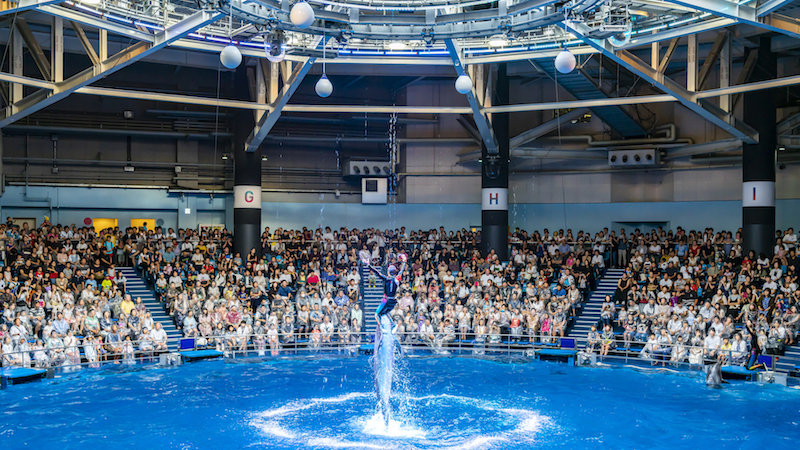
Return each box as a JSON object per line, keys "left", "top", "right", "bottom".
{"left": 363, "top": 254, "right": 406, "bottom": 427}
{"left": 367, "top": 255, "right": 406, "bottom": 318}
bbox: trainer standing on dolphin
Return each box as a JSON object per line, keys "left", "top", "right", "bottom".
{"left": 363, "top": 252, "right": 407, "bottom": 427}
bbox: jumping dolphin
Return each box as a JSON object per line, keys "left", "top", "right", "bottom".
{"left": 374, "top": 314, "right": 396, "bottom": 427}
{"left": 704, "top": 361, "right": 727, "bottom": 387}
{"left": 365, "top": 254, "right": 407, "bottom": 429}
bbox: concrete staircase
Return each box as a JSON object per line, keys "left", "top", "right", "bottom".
{"left": 361, "top": 264, "right": 385, "bottom": 337}
{"left": 118, "top": 267, "right": 182, "bottom": 342}
{"left": 568, "top": 269, "right": 625, "bottom": 340}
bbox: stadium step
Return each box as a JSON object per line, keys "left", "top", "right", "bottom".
{"left": 776, "top": 345, "right": 800, "bottom": 374}
{"left": 117, "top": 267, "right": 181, "bottom": 340}
{"left": 568, "top": 269, "right": 625, "bottom": 341}
{"left": 361, "top": 265, "right": 385, "bottom": 336}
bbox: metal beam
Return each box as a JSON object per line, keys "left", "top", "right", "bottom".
{"left": 37, "top": 5, "right": 155, "bottom": 42}
{"left": 51, "top": 16, "right": 63, "bottom": 82}
{"left": 758, "top": 0, "right": 797, "bottom": 17}
{"left": 510, "top": 108, "right": 589, "bottom": 147}
{"left": 731, "top": 48, "right": 758, "bottom": 110}
{"left": 666, "top": 138, "right": 742, "bottom": 158}
{"left": 10, "top": 26, "right": 23, "bottom": 103}
{"left": 456, "top": 115, "right": 482, "bottom": 144}
{"left": 0, "top": 10, "right": 223, "bottom": 128}
{"left": 620, "top": 18, "right": 735, "bottom": 50}
{"left": 719, "top": 32, "right": 731, "bottom": 112}
{"left": 0, "top": 0, "right": 61, "bottom": 16}
{"left": 512, "top": 148, "right": 608, "bottom": 160}
{"left": 687, "top": 33, "right": 697, "bottom": 92}
{"left": 667, "top": 0, "right": 800, "bottom": 40}
{"left": 658, "top": 38, "right": 680, "bottom": 74}
{"left": 4, "top": 64, "right": 800, "bottom": 116}
{"left": 697, "top": 31, "right": 727, "bottom": 91}
{"left": 564, "top": 20, "right": 758, "bottom": 144}
{"left": 444, "top": 38, "right": 498, "bottom": 154}
{"left": 15, "top": 18, "right": 51, "bottom": 82}
{"left": 244, "top": 57, "right": 315, "bottom": 152}
{"left": 71, "top": 21, "right": 101, "bottom": 66}
{"left": 778, "top": 112, "right": 800, "bottom": 135}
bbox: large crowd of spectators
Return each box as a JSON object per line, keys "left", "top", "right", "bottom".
{"left": 1, "top": 218, "right": 798, "bottom": 370}
{"left": 590, "top": 227, "right": 799, "bottom": 367}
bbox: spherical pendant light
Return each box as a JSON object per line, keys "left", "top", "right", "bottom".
{"left": 290, "top": 1, "right": 315, "bottom": 29}
{"left": 315, "top": 74, "right": 333, "bottom": 98}
{"left": 554, "top": 48, "right": 576, "bottom": 74}
{"left": 455, "top": 73, "right": 472, "bottom": 94}
{"left": 220, "top": 44, "right": 242, "bottom": 69}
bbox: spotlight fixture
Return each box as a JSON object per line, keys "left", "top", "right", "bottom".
{"left": 610, "top": 155, "right": 617, "bottom": 162}
{"left": 363, "top": 166, "right": 370, "bottom": 175}
{"left": 382, "top": 166, "right": 390, "bottom": 174}
{"left": 634, "top": 154, "right": 641, "bottom": 162}
{"left": 262, "top": 155, "right": 268, "bottom": 161}
{"left": 489, "top": 35, "right": 508, "bottom": 48}
{"left": 353, "top": 166, "right": 361, "bottom": 174}
{"left": 265, "top": 30, "right": 286, "bottom": 63}
{"left": 622, "top": 155, "right": 628, "bottom": 163}
{"left": 221, "top": 154, "right": 229, "bottom": 160}
{"left": 373, "top": 166, "right": 381, "bottom": 174}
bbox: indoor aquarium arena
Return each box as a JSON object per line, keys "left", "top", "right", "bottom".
{"left": 2, "top": 0, "right": 800, "bottom": 448}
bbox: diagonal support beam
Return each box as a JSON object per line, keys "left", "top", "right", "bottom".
{"left": 71, "top": 21, "right": 101, "bottom": 66}
{"left": 697, "top": 31, "right": 728, "bottom": 91}
{"left": 667, "top": 0, "right": 800, "bottom": 40}
{"left": 0, "top": 10, "right": 222, "bottom": 128}
{"left": 444, "top": 39, "right": 498, "bottom": 154}
{"left": 778, "top": 112, "right": 800, "bottom": 136}
{"left": 511, "top": 108, "right": 589, "bottom": 147}
{"left": 658, "top": 37, "right": 681, "bottom": 74}
{"left": 757, "top": 0, "right": 797, "bottom": 17}
{"left": 731, "top": 48, "right": 758, "bottom": 110}
{"left": 564, "top": 20, "right": 758, "bottom": 144}
{"left": 15, "top": 18, "right": 51, "bottom": 82}
{"left": 0, "top": 0, "right": 61, "bottom": 16}
{"left": 244, "top": 57, "right": 316, "bottom": 152}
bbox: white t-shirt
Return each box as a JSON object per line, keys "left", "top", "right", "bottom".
{"left": 151, "top": 328, "right": 168, "bottom": 342}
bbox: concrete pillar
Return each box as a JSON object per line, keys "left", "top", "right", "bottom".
{"left": 742, "top": 37, "right": 777, "bottom": 258}
{"left": 232, "top": 65, "right": 262, "bottom": 258}
{"left": 480, "top": 63, "right": 509, "bottom": 261}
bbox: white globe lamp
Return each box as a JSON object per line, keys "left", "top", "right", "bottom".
{"left": 290, "top": 2, "right": 315, "bottom": 29}
{"left": 554, "top": 48, "right": 576, "bottom": 74}
{"left": 220, "top": 44, "right": 242, "bottom": 69}
{"left": 315, "top": 74, "right": 333, "bottom": 98}
{"left": 455, "top": 73, "right": 472, "bottom": 94}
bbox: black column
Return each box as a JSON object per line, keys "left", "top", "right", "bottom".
{"left": 480, "top": 63, "right": 509, "bottom": 261}
{"left": 742, "top": 37, "right": 777, "bottom": 258}
{"left": 232, "top": 65, "right": 262, "bottom": 258}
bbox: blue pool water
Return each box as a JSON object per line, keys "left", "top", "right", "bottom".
{"left": 2, "top": 356, "right": 799, "bottom": 449}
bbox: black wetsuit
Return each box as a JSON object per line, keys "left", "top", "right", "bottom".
{"left": 369, "top": 265, "right": 401, "bottom": 317}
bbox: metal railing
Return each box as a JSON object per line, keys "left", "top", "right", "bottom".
{"left": 0, "top": 332, "right": 776, "bottom": 375}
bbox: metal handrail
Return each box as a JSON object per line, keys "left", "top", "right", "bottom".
{"left": 0, "top": 332, "right": 773, "bottom": 373}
